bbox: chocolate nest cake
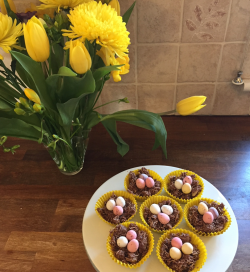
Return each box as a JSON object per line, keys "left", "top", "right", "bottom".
{"left": 127, "top": 167, "right": 161, "bottom": 197}
{"left": 160, "top": 233, "right": 200, "bottom": 272}
{"left": 97, "top": 193, "right": 136, "bottom": 224}
{"left": 168, "top": 172, "right": 202, "bottom": 200}
{"left": 110, "top": 223, "right": 149, "bottom": 264}
{"left": 143, "top": 200, "right": 180, "bottom": 231}
{"left": 188, "top": 201, "right": 228, "bottom": 233}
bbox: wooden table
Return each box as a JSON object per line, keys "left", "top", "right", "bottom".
{"left": 0, "top": 116, "right": 249, "bottom": 272}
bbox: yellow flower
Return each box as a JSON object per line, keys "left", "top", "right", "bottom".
{"left": 0, "top": 13, "right": 23, "bottom": 60}
{"left": 23, "top": 16, "right": 50, "bottom": 62}
{"left": 63, "top": 1, "right": 130, "bottom": 64}
{"left": 69, "top": 39, "right": 92, "bottom": 74}
{"left": 24, "top": 88, "right": 41, "bottom": 105}
{"left": 108, "top": 0, "right": 120, "bottom": 16}
{"left": 0, "top": 0, "right": 16, "bottom": 15}
{"left": 176, "top": 96, "right": 206, "bottom": 116}
{"left": 25, "top": 3, "right": 55, "bottom": 19}
{"left": 38, "top": 0, "right": 93, "bottom": 10}
{"left": 111, "top": 55, "right": 130, "bottom": 82}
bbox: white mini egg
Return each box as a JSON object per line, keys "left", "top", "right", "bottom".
{"left": 182, "top": 183, "right": 192, "bottom": 194}
{"left": 175, "top": 179, "right": 183, "bottom": 190}
{"left": 170, "top": 247, "right": 182, "bottom": 260}
{"left": 161, "top": 205, "right": 173, "bottom": 215}
{"left": 198, "top": 202, "right": 208, "bottom": 215}
{"left": 182, "top": 242, "right": 193, "bottom": 255}
{"left": 116, "top": 196, "right": 126, "bottom": 208}
{"left": 150, "top": 204, "right": 161, "bottom": 215}
{"left": 117, "top": 236, "right": 128, "bottom": 248}
{"left": 106, "top": 199, "right": 116, "bottom": 211}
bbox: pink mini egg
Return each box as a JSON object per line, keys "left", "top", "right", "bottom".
{"left": 139, "top": 174, "right": 148, "bottom": 181}
{"left": 208, "top": 207, "right": 219, "bottom": 219}
{"left": 157, "top": 213, "right": 170, "bottom": 225}
{"left": 183, "top": 176, "right": 192, "bottom": 185}
{"left": 126, "top": 230, "right": 137, "bottom": 240}
{"left": 113, "top": 206, "right": 123, "bottom": 216}
{"left": 146, "top": 177, "right": 155, "bottom": 188}
{"left": 127, "top": 239, "right": 139, "bottom": 253}
{"left": 136, "top": 178, "right": 145, "bottom": 189}
{"left": 203, "top": 211, "right": 214, "bottom": 224}
{"left": 171, "top": 237, "right": 183, "bottom": 249}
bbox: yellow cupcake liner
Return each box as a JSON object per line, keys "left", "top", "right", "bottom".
{"left": 139, "top": 195, "right": 183, "bottom": 233}
{"left": 184, "top": 197, "right": 232, "bottom": 237}
{"left": 124, "top": 168, "right": 164, "bottom": 201}
{"left": 95, "top": 190, "right": 138, "bottom": 226}
{"left": 107, "top": 221, "right": 154, "bottom": 269}
{"left": 164, "top": 169, "right": 205, "bottom": 204}
{"left": 156, "top": 228, "right": 207, "bottom": 272}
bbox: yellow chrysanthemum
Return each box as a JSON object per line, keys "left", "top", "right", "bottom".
{"left": 38, "top": 0, "right": 93, "bottom": 10}
{"left": 63, "top": 1, "right": 130, "bottom": 63}
{"left": 111, "top": 55, "right": 130, "bottom": 82}
{"left": 0, "top": 13, "right": 23, "bottom": 60}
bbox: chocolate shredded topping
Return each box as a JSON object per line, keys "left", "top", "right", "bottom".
{"left": 160, "top": 233, "right": 200, "bottom": 272}
{"left": 110, "top": 223, "right": 149, "bottom": 264}
{"left": 127, "top": 167, "right": 161, "bottom": 197}
{"left": 143, "top": 199, "right": 180, "bottom": 230}
{"left": 168, "top": 172, "right": 202, "bottom": 200}
{"left": 97, "top": 193, "right": 136, "bottom": 224}
{"left": 188, "top": 201, "right": 228, "bottom": 233}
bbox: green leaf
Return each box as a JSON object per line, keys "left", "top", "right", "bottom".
{"left": 3, "top": 0, "right": 18, "bottom": 21}
{"left": 0, "top": 80, "right": 22, "bottom": 102}
{"left": 57, "top": 66, "right": 77, "bottom": 77}
{"left": 85, "top": 39, "right": 94, "bottom": 59}
{"left": 0, "top": 99, "right": 13, "bottom": 111}
{"left": 15, "top": 62, "right": 36, "bottom": 90}
{"left": 93, "top": 65, "right": 123, "bottom": 82}
{"left": 122, "top": 1, "right": 136, "bottom": 25}
{"left": 50, "top": 43, "right": 64, "bottom": 74}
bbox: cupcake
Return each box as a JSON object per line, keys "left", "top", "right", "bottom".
{"left": 107, "top": 222, "right": 154, "bottom": 268}
{"left": 95, "top": 191, "right": 137, "bottom": 226}
{"left": 184, "top": 198, "right": 231, "bottom": 236}
{"left": 140, "top": 196, "right": 183, "bottom": 233}
{"left": 124, "top": 167, "right": 163, "bottom": 201}
{"left": 164, "top": 170, "right": 204, "bottom": 203}
{"left": 157, "top": 229, "right": 207, "bottom": 272}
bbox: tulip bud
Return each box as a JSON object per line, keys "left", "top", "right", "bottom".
{"left": 24, "top": 88, "right": 41, "bottom": 104}
{"left": 14, "top": 108, "right": 26, "bottom": 115}
{"left": 0, "top": 0, "right": 16, "bottom": 15}
{"left": 19, "top": 97, "right": 31, "bottom": 109}
{"left": 23, "top": 16, "right": 50, "bottom": 62}
{"left": 109, "top": 0, "right": 120, "bottom": 16}
{"left": 69, "top": 40, "right": 92, "bottom": 74}
{"left": 176, "top": 96, "right": 207, "bottom": 116}
{"left": 33, "top": 103, "right": 42, "bottom": 113}
{"left": 15, "top": 102, "right": 21, "bottom": 108}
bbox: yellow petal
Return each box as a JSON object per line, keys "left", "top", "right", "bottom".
{"left": 23, "top": 23, "right": 38, "bottom": 62}
{"left": 24, "top": 88, "right": 41, "bottom": 104}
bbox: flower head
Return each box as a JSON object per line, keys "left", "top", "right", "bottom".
{"left": 38, "top": 0, "right": 93, "bottom": 11}
{"left": 176, "top": 96, "right": 206, "bottom": 116}
{"left": 0, "top": 13, "right": 23, "bottom": 60}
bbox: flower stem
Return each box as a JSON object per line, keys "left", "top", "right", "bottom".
{"left": 93, "top": 99, "right": 124, "bottom": 110}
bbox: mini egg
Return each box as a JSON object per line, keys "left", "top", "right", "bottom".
{"left": 182, "top": 242, "right": 193, "bottom": 255}
{"left": 116, "top": 196, "right": 126, "bottom": 208}
{"left": 146, "top": 177, "right": 155, "bottom": 188}
{"left": 136, "top": 178, "right": 145, "bottom": 189}
{"left": 113, "top": 206, "right": 123, "bottom": 216}
{"left": 208, "top": 207, "right": 219, "bottom": 219}
{"left": 171, "top": 237, "right": 183, "bottom": 249}
{"left": 106, "top": 199, "right": 116, "bottom": 211}
{"left": 158, "top": 213, "right": 170, "bottom": 224}
{"left": 183, "top": 176, "right": 192, "bottom": 185}
{"left": 126, "top": 230, "right": 137, "bottom": 240}
{"left": 117, "top": 236, "right": 128, "bottom": 248}
{"left": 150, "top": 204, "right": 161, "bottom": 215}
{"left": 139, "top": 174, "right": 148, "bottom": 181}
{"left": 182, "top": 183, "right": 192, "bottom": 194}
{"left": 127, "top": 239, "right": 139, "bottom": 253}
{"left": 170, "top": 247, "right": 182, "bottom": 260}
{"left": 175, "top": 179, "right": 183, "bottom": 190}
{"left": 198, "top": 202, "right": 208, "bottom": 215}
{"left": 203, "top": 211, "right": 214, "bottom": 224}
{"left": 161, "top": 205, "right": 173, "bottom": 215}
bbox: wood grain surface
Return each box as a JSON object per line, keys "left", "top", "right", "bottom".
{"left": 0, "top": 116, "right": 249, "bottom": 272}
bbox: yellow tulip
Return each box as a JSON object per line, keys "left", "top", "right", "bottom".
{"left": 23, "top": 16, "right": 50, "bottom": 62}
{"left": 69, "top": 40, "right": 92, "bottom": 74}
{"left": 108, "top": 0, "right": 120, "bottom": 16}
{"left": 0, "top": 0, "right": 16, "bottom": 15}
{"left": 176, "top": 96, "right": 206, "bottom": 116}
{"left": 24, "top": 88, "right": 41, "bottom": 105}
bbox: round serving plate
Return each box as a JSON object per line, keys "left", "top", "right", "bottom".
{"left": 82, "top": 166, "right": 238, "bottom": 272}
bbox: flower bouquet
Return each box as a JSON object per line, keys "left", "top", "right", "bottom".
{"left": 0, "top": 0, "right": 206, "bottom": 175}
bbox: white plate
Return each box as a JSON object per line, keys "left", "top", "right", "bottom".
{"left": 82, "top": 165, "right": 238, "bottom": 272}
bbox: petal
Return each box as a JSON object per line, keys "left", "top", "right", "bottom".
{"left": 23, "top": 23, "right": 38, "bottom": 61}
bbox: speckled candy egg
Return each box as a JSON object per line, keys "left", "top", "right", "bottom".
{"left": 182, "top": 183, "right": 192, "bottom": 194}
{"left": 182, "top": 242, "right": 193, "bottom": 255}
{"left": 203, "top": 211, "right": 214, "bottom": 224}
{"left": 106, "top": 199, "right": 116, "bottom": 211}
{"left": 136, "top": 178, "right": 145, "bottom": 189}
{"left": 175, "top": 179, "right": 183, "bottom": 190}
{"left": 158, "top": 213, "right": 170, "bottom": 224}
{"left": 126, "top": 230, "right": 137, "bottom": 240}
{"left": 161, "top": 205, "right": 173, "bottom": 215}
{"left": 127, "top": 239, "right": 139, "bottom": 253}
{"left": 146, "top": 177, "right": 155, "bottom": 188}
{"left": 139, "top": 174, "right": 148, "bottom": 181}
{"left": 198, "top": 202, "right": 208, "bottom": 215}
{"left": 170, "top": 247, "right": 182, "bottom": 260}
{"left": 117, "top": 236, "right": 128, "bottom": 248}
{"left": 116, "top": 196, "right": 126, "bottom": 208}
{"left": 150, "top": 204, "right": 161, "bottom": 215}
{"left": 171, "top": 237, "right": 183, "bottom": 249}
{"left": 208, "top": 207, "right": 219, "bottom": 219}
{"left": 183, "top": 176, "right": 192, "bottom": 185}
{"left": 113, "top": 206, "right": 123, "bottom": 216}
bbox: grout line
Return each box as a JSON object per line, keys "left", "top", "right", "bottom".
{"left": 106, "top": 82, "right": 232, "bottom": 86}
{"left": 135, "top": 1, "right": 138, "bottom": 110}
{"left": 223, "top": 0, "right": 233, "bottom": 43}
{"left": 137, "top": 41, "right": 246, "bottom": 46}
